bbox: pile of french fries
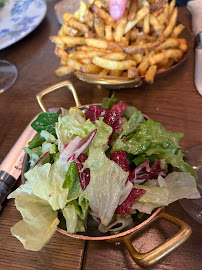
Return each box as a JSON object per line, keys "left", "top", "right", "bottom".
{"left": 51, "top": 0, "right": 187, "bottom": 84}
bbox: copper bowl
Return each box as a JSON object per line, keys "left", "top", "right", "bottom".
{"left": 21, "top": 81, "right": 192, "bottom": 268}
{"left": 74, "top": 24, "right": 193, "bottom": 90}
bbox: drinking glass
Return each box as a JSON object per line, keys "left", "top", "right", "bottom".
{"left": 0, "top": 60, "right": 18, "bottom": 94}
{"left": 179, "top": 144, "right": 202, "bottom": 224}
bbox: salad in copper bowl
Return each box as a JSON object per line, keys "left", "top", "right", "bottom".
{"left": 8, "top": 94, "right": 200, "bottom": 251}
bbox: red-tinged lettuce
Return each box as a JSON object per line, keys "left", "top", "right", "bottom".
{"left": 110, "top": 102, "right": 128, "bottom": 116}
{"left": 86, "top": 105, "right": 104, "bottom": 123}
{"left": 115, "top": 188, "right": 146, "bottom": 216}
{"left": 128, "top": 159, "right": 167, "bottom": 184}
{"left": 110, "top": 151, "right": 131, "bottom": 172}
{"left": 59, "top": 129, "right": 97, "bottom": 164}
{"left": 75, "top": 154, "right": 90, "bottom": 191}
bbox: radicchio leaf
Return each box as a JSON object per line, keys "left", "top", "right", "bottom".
{"left": 75, "top": 155, "right": 90, "bottom": 191}
{"left": 110, "top": 102, "right": 127, "bottom": 116}
{"left": 115, "top": 188, "right": 146, "bottom": 216}
{"left": 60, "top": 129, "right": 97, "bottom": 164}
{"left": 128, "top": 159, "right": 167, "bottom": 184}
{"left": 110, "top": 151, "right": 131, "bottom": 172}
{"left": 86, "top": 106, "right": 104, "bottom": 123}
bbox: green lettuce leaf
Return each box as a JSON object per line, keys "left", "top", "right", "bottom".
{"left": 132, "top": 172, "right": 200, "bottom": 213}
{"left": 61, "top": 111, "right": 95, "bottom": 138}
{"left": 112, "top": 119, "right": 196, "bottom": 177}
{"left": 92, "top": 118, "right": 113, "bottom": 148}
{"left": 62, "top": 200, "right": 86, "bottom": 233}
{"left": 8, "top": 182, "right": 59, "bottom": 251}
{"left": 24, "top": 160, "right": 70, "bottom": 210}
{"left": 28, "top": 134, "right": 45, "bottom": 149}
{"left": 66, "top": 178, "right": 83, "bottom": 202}
{"left": 62, "top": 161, "right": 78, "bottom": 190}
{"left": 122, "top": 105, "right": 138, "bottom": 120}
{"left": 31, "top": 112, "right": 59, "bottom": 137}
{"left": 101, "top": 93, "right": 118, "bottom": 109}
{"left": 56, "top": 111, "right": 96, "bottom": 152}
{"left": 40, "top": 130, "right": 57, "bottom": 143}
{"left": 83, "top": 147, "right": 129, "bottom": 226}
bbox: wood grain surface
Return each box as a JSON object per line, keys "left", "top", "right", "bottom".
{"left": 0, "top": 1, "right": 201, "bottom": 270}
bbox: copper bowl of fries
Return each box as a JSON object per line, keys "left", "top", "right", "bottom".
{"left": 51, "top": 0, "right": 192, "bottom": 89}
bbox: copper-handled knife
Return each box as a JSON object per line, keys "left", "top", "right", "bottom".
{"left": 187, "top": 0, "right": 202, "bottom": 96}
{"left": 0, "top": 108, "right": 59, "bottom": 211}
{"left": 0, "top": 118, "right": 37, "bottom": 211}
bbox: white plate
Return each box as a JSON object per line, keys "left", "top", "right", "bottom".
{"left": 0, "top": 0, "right": 47, "bottom": 50}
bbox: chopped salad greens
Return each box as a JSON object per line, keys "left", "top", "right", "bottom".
{"left": 8, "top": 95, "right": 200, "bottom": 251}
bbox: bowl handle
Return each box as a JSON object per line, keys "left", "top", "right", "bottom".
{"left": 120, "top": 210, "right": 191, "bottom": 268}
{"left": 36, "top": 80, "right": 81, "bottom": 112}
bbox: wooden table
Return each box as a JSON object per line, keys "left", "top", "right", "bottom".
{"left": 0, "top": 1, "right": 201, "bottom": 269}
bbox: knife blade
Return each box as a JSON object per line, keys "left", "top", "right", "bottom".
{"left": 187, "top": 0, "right": 202, "bottom": 96}
{"left": 0, "top": 108, "right": 59, "bottom": 211}
{"left": 195, "top": 32, "right": 202, "bottom": 96}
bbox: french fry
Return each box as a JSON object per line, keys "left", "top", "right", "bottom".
{"left": 91, "top": 4, "right": 115, "bottom": 27}
{"left": 149, "top": 49, "right": 183, "bottom": 65}
{"left": 93, "top": 0, "right": 103, "bottom": 8}
{"left": 124, "top": 6, "right": 150, "bottom": 34}
{"left": 50, "top": 36, "right": 86, "bottom": 46}
{"left": 94, "top": 16, "right": 105, "bottom": 38}
{"left": 79, "top": 0, "right": 88, "bottom": 23}
{"left": 122, "top": 38, "right": 165, "bottom": 54}
{"left": 73, "top": 9, "right": 80, "bottom": 20}
{"left": 152, "top": 7, "right": 164, "bottom": 17}
{"left": 157, "top": 4, "right": 169, "bottom": 25}
{"left": 67, "top": 59, "right": 82, "bottom": 70}
{"left": 178, "top": 38, "right": 188, "bottom": 52}
{"left": 110, "top": 70, "right": 123, "bottom": 76}
{"left": 62, "top": 13, "right": 73, "bottom": 23}
{"left": 150, "top": 14, "right": 163, "bottom": 32}
{"left": 138, "top": 51, "right": 154, "bottom": 76}
{"left": 68, "top": 17, "right": 89, "bottom": 33}
{"left": 128, "top": 0, "right": 138, "bottom": 21}
{"left": 92, "top": 56, "right": 137, "bottom": 70}
{"left": 55, "top": 66, "right": 74, "bottom": 76}
{"left": 80, "top": 63, "right": 102, "bottom": 73}
{"left": 127, "top": 66, "right": 138, "bottom": 78}
{"left": 163, "top": 7, "right": 178, "bottom": 38}
{"left": 84, "top": 10, "right": 94, "bottom": 28}
{"left": 69, "top": 50, "right": 104, "bottom": 59}
{"left": 61, "top": 24, "right": 78, "bottom": 36}
{"left": 80, "top": 58, "right": 93, "bottom": 64}
{"left": 55, "top": 47, "right": 69, "bottom": 63}
{"left": 145, "top": 64, "right": 157, "bottom": 84}
{"left": 85, "top": 38, "right": 108, "bottom": 49}
{"left": 98, "top": 68, "right": 110, "bottom": 76}
{"left": 156, "top": 56, "right": 169, "bottom": 68}
{"left": 76, "top": 46, "right": 112, "bottom": 53}
{"left": 131, "top": 29, "right": 139, "bottom": 41}
{"left": 158, "top": 59, "right": 175, "bottom": 72}
{"left": 143, "top": 14, "right": 150, "bottom": 35}
{"left": 171, "top": 24, "right": 185, "bottom": 38}
{"left": 104, "top": 52, "right": 127, "bottom": 61}
{"left": 105, "top": 25, "right": 113, "bottom": 41}
{"left": 114, "top": 11, "right": 128, "bottom": 42}
{"left": 169, "top": 0, "right": 176, "bottom": 16}
{"left": 155, "top": 38, "right": 179, "bottom": 52}
{"left": 131, "top": 53, "right": 143, "bottom": 64}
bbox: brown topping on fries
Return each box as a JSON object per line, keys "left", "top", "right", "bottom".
{"left": 51, "top": 0, "right": 187, "bottom": 84}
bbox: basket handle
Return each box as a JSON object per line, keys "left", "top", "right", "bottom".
{"left": 121, "top": 210, "right": 192, "bottom": 268}
{"left": 36, "top": 80, "right": 81, "bottom": 112}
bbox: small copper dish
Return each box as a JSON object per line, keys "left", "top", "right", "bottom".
{"left": 74, "top": 24, "right": 192, "bottom": 90}
{"left": 21, "top": 81, "right": 192, "bottom": 268}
